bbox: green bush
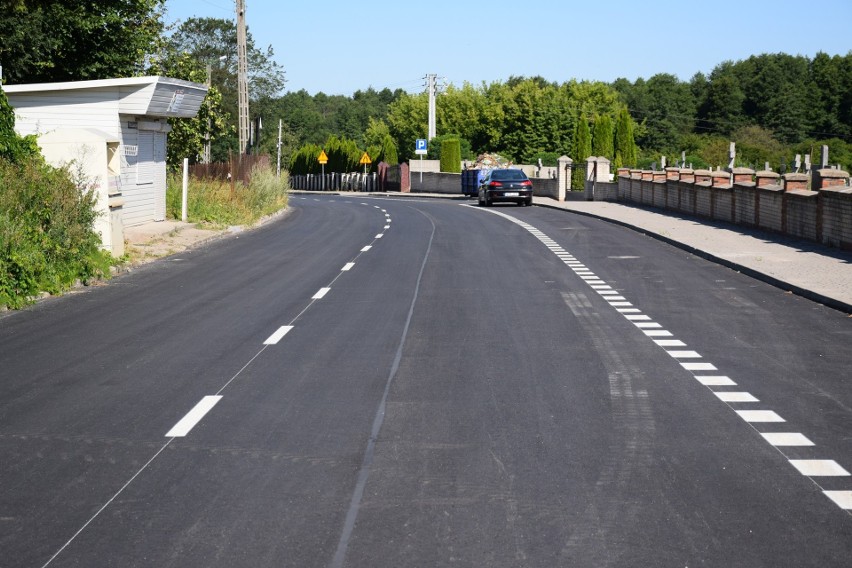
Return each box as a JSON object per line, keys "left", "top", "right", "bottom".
{"left": 427, "top": 133, "right": 472, "bottom": 162}
{"left": 1, "top": 160, "right": 112, "bottom": 309}
{"left": 0, "top": 89, "right": 40, "bottom": 164}
{"left": 440, "top": 137, "right": 461, "bottom": 173}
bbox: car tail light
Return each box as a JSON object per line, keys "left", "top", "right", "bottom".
{"left": 520, "top": 180, "right": 532, "bottom": 187}
{"left": 489, "top": 181, "right": 503, "bottom": 188}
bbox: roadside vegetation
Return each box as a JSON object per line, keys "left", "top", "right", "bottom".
{"left": 165, "top": 166, "right": 289, "bottom": 227}
{"left": 0, "top": 92, "right": 112, "bottom": 309}
{"left": 2, "top": 3, "right": 850, "bottom": 304}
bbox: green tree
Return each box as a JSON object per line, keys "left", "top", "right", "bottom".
{"left": 146, "top": 51, "right": 230, "bottom": 168}
{"left": 572, "top": 116, "right": 591, "bottom": 190}
{"left": 614, "top": 107, "right": 637, "bottom": 168}
{"left": 387, "top": 92, "right": 428, "bottom": 162}
{"left": 592, "top": 114, "right": 614, "bottom": 161}
{"left": 364, "top": 117, "right": 392, "bottom": 149}
{"left": 627, "top": 73, "right": 696, "bottom": 153}
{"left": 166, "top": 17, "right": 286, "bottom": 103}
{"left": 0, "top": 0, "right": 165, "bottom": 83}
{"left": 164, "top": 17, "right": 286, "bottom": 158}
{"left": 436, "top": 83, "right": 489, "bottom": 155}
{"left": 698, "top": 62, "right": 746, "bottom": 136}
{"left": 374, "top": 135, "right": 398, "bottom": 167}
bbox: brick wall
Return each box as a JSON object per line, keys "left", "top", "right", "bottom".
{"left": 821, "top": 187, "right": 852, "bottom": 249}
{"left": 785, "top": 191, "right": 819, "bottom": 241}
{"left": 695, "top": 182, "right": 713, "bottom": 218}
{"left": 715, "top": 187, "right": 734, "bottom": 223}
{"left": 533, "top": 177, "right": 559, "bottom": 199}
{"left": 757, "top": 187, "right": 784, "bottom": 232}
{"left": 409, "top": 172, "right": 461, "bottom": 193}
{"left": 612, "top": 168, "right": 851, "bottom": 251}
{"left": 653, "top": 181, "right": 667, "bottom": 208}
{"left": 733, "top": 184, "right": 756, "bottom": 226}
{"left": 679, "top": 182, "right": 696, "bottom": 216}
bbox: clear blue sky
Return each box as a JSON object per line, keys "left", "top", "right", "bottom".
{"left": 164, "top": 0, "right": 852, "bottom": 97}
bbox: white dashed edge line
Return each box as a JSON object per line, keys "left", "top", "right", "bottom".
{"left": 476, "top": 204, "right": 852, "bottom": 513}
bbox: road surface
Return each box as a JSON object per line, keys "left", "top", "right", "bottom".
{"left": 1, "top": 195, "right": 850, "bottom": 567}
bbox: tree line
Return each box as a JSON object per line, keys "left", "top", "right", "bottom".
{"left": 1, "top": 3, "right": 850, "bottom": 173}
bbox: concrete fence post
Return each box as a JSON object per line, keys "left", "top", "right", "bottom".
{"left": 557, "top": 155, "right": 573, "bottom": 201}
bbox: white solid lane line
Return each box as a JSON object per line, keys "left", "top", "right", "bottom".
{"left": 264, "top": 326, "right": 294, "bottom": 345}
{"left": 166, "top": 396, "right": 223, "bottom": 437}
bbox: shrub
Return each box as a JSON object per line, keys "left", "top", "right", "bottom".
{"left": 440, "top": 137, "right": 461, "bottom": 173}
{"left": 0, "top": 88, "right": 40, "bottom": 164}
{"left": 0, "top": 160, "right": 112, "bottom": 309}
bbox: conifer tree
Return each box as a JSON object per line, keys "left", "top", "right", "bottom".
{"left": 614, "top": 107, "right": 637, "bottom": 169}
{"left": 572, "top": 116, "right": 591, "bottom": 190}
{"left": 592, "top": 114, "right": 614, "bottom": 161}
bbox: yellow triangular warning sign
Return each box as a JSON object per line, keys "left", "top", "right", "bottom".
{"left": 359, "top": 152, "right": 372, "bottom": 165}
{"left": 318, "top": 150, "right": 328, "bottom": 164}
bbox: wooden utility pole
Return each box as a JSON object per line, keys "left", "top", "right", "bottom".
{"left": 236, "top": 0, "right": 250, "bottom": 155}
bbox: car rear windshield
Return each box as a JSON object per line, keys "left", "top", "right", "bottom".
{"left": 490, "top": 169, "right": 528, "bottom": 181}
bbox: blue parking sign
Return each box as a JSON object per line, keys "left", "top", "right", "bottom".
{"left": 415, "top": 139, "right": 428, "bottom": 155}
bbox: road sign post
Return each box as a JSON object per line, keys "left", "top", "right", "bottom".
{"left": 318, "top": 150, "right": 328, "bottom": 191}
{"left": 360, "top": 152, "right": 372, "bottom": 189}
{"left": 415, "top": 139, "right": 427, "bottom": 184}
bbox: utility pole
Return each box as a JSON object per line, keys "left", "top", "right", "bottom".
{"left": 276, "top": 119, "right": 282, "bottom": 178}
{"left": 236, "top": 0, "right": 250, "bottom": 155}
{"left": 425, "top": 73, "right": 437, "bottom": 141}
{"left": 204, "top": 63, "right": 212, "bottom": 164}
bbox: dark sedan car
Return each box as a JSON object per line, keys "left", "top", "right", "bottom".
{"left": 477, "top": 168, "right": 533, "bottom": 206}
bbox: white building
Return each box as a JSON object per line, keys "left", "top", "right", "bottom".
{"left": 4, "top": 76, "right": 208, "bottom": 256}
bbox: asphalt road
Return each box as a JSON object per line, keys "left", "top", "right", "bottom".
{"left": 1, "top": 195, "right": 850, "bottom": 567}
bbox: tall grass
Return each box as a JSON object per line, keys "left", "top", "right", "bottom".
{"left": 166, "top": 165, "right": 289, "bottom": 226}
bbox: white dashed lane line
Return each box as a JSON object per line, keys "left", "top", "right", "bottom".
{"left": 169, "top": 199, "right": 393, "bottom": 435}
{"left": 477, "top": 205, "right": 852, "bottom": 513}
{"left": 264, "top": 325, "right": 294, "bottom": 345}
{"left": 165, "top": 396, "right": 223, "bottom": 438}
{"left": 45, "top": 197, "right": 393, "bottom": 566}
{"left": 312, "top": 287, "right": 331, "bottom": 300}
